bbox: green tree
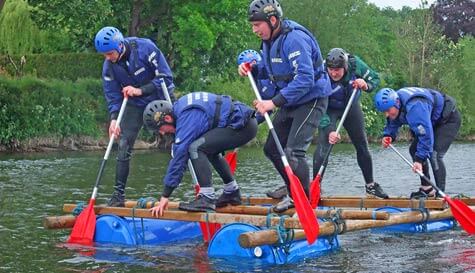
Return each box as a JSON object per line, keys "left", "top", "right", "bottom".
{"left": 0, "top": 0, "right": 40, "bottom": 54}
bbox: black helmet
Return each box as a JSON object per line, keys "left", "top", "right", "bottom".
{"left": 248, "top": 0, "right": 283, "bottom": 22}
{"left": 143, "top": 100, "right": 174, "bottom": 133}
{"left": 326, "top": 48, "right": 349, "bottom": 70}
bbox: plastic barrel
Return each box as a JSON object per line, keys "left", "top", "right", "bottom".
{"left": 94, "top": 214, "right": 202, "bottom": 245}
{"left": 208, "top": 223, "right": 339, "bottom": 266}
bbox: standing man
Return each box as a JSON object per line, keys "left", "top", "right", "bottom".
{"left": 239, "top": 0, "right": 332, "bottom": 212}
{"left": 94, "top": 26, "right": 175, "bottom": 207}
{"left": 313, "top": 48, "right": 388, "bottom": 199}
{"left": 145, "top": 92, "right": 258, "bottom": 216}
{"left": 374, "top": 87, "right": 461, "bottom": 198}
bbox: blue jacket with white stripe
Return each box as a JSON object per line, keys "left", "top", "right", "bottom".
{"left": 101, "top": 37, "right": 175, "bottom": 119}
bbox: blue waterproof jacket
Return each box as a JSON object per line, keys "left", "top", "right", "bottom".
{"left": 383, "top": 87, "right": 445, "bottom": 162}
{"left": 163, "top": 92, "right": 255, "bottom": 193}
{"left": 255, "top": 20, "right": 331, "bottom": 107}
{"left": 101, "top": 37, "right": 175, "bottom": 118}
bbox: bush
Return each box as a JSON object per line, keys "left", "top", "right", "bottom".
{"left": 0, "top": 76, "right": 105, "bottom": 147}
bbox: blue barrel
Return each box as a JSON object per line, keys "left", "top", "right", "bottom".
{"left": 208, "top": 223, "right": 339, "bottom": 266}
{"left": 372, "top": 207, "right": 455, "bottom": 233}
{"left": 94, "top": 214, "right": 202, "bottom": 245}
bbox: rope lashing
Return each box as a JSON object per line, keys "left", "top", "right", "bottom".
{"left": 72, "top": 202, "right": 85, "bottom": 216}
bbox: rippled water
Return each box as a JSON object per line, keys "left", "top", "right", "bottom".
{"left": 0, "top": 143, "right": 474, "bottom": 273}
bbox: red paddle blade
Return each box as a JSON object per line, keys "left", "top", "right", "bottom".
{"left": 200, "top": 222, "right": 222, "bottom": 242}
{"left": 224, "top": 151, "right": 237, "bottom": 175}
{"left": 285, "top": 166, "right": 319, "bottom": 244}
{"left": 310, "top": 175, "right": 321, "bottom": 209}
{"left": 445, "top": 197, "right": 475, "bottom": 234}
{"left": 68, "top": 199, "right": 96, "bottom": 245}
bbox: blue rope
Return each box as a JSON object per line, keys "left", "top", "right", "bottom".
{"left": 265, "top": 212, "right": 294, "bottom": 254}
{"left": 136, "top": 197, "right": 158, "bottom": 208}
{"left": 72, "top": 202, "right": 85, "bottom": 216}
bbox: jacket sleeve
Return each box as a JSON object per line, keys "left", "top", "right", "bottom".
{"left": 353, "top": 56, "right": 380, "bottom": 93}
{"left": 140, "top": 41, "right": 176, "bottom": 102}
{"left": 162, "top": 109, "right": 209, "bottom": 197}
{"left": 102, "top": 61, "right": 123, "bottom": 120}
{"left": 272, "top": 33, "right": 315, "bottom": 106}
{"left": 383, "top": 118, "right": 402, "bottom": 141}
{"left": 405, "top": 100, "right": 434, "bottom": 162}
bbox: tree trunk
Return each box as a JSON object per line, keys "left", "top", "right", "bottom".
{"left": 128, "top": 0, "right": 144, "bottom": 36}
{"left": 0, "top": 0, "right": 5, "bottom": 13}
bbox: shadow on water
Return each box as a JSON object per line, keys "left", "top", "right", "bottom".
{"left": 0, "top": 143, "right": 474, "bottom": 272}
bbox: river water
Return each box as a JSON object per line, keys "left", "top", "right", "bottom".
{"left": 0, "top": 143, "right": 474, "bottom": 273}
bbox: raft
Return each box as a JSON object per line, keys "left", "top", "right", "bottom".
{"left": 44, "top": 196, "right": 474, "bottom": 266}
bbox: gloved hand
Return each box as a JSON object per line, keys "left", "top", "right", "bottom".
{"left": 382, "top": 136, "right": 392, "bottom": 148}
{"left": 238, "top": 62, "right": 252, "bottom": 76}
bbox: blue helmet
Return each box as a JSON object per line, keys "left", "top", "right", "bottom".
{"left": 94, "top": 26, "right": 124, "bottom": 53}
{"left": 237, "top": 49, "right": 262, "bottom": 65}
{"left": 374, "top": 88, "right": 399, "bottom": 112}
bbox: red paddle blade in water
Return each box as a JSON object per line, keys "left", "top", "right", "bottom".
{"left": 445, "top": 197, "right": 475, "bottom": 234}
{"left": 224, "top": 151, "right": 237, "bottom": 174}
{"left": 309, "top": 175, "right": 321, "bottom": 209}
{"left": 68, "top": 199, "right": 96, "bottom": 246}
{"left": 285, "top": 166, "right": 319, "bottom": 244}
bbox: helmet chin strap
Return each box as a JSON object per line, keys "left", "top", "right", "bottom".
{"left": 265, "top": 19, "right": 281, "bottom": 41}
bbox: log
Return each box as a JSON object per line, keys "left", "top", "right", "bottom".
{"left": 124, "top": 201, "right": 389, "bottom": 220}
{"left": 43, "top": 215, "right": 76, "bottom": 229}
{"left": 63, "top": 204, "right": 308, "bottom": 229}
{"left": 240, "top": 196, "right": 475, "bottom": 209}
{"left": 238, "top": 208, "right": 460, "bottom": 248}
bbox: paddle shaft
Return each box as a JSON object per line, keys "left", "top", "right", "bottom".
{"left": 388, "top": 144, "right": 446, "bottom": 197}
{"left": 315, "top": 87, "right": 359, "bottom": 178}
{"left": 90, "top": 96, "right": 128, "bottom": 200}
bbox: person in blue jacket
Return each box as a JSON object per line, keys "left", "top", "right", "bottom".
{"left": 374, "top": 87, "right": 461, "bottom": 198}
{"left": 144, "top": 92, "right": 258, "bottom": 215}
{"left": 313, "top": 48, "right": 388, "bottom": 199}
{"left": 94, "top": 26, "right": 175, "bottom": 207}
{"left": 239, "top": 0, "right": 331, "bottom": 212}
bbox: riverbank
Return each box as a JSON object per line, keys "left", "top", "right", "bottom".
{"left": 1, "top": 133, "right": 474, "bottom": 153}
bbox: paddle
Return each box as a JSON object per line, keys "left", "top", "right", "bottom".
{"left": 246, "top": 67, "right": 319, "bottom": 244}
{"left": 310, "top": 87, "right": 359, "bottom": 208}
{"left": 224, "top": 149, "right": 238, "bottom": 174}
{"left": 68, "top": 95, "right": 129, "bottom": 245}
{"left": 388, "top": 144, "right": 475, "bottom": 234}
{"left": 158, "top": 78, "right": 221, "bottom": 241}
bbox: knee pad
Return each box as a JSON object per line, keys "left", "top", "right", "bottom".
{"left": 188, "top": 137, "right": 205, "bottom": 160}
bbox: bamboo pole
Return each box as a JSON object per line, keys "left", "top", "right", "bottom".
{"left": 239, "top": 196, "right": 475, "bottom": 209}
{"left": 63, "top": 204, "right": 307, "bottom": 229}
{"left": 238, "top": 208, "right": 461, "bottom": 248}
{"left": 124, "top": 201, "right": 389, "bottom": 220}
{"left": 47, "top": 203, "right": 390, "bottom": 230}
{"left": 43, "top": 215, "right": 76, "bottom": 229}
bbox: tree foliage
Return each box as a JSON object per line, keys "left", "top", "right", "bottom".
{"left": 433, "top": 0, "right": 475, "bottom": 42}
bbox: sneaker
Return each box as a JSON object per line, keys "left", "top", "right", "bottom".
{"left": 107, "top": 191, "right": 125, "bottom": 207}
{"left": 272, "top": 196, "right": 294, "bottom": 213}
{"left": 366, "top": 183, "right": 389, "bottom": 199}
{"left": 266, "top": 185, "right": 288, "bottom": 199}
{"left": 410, "top": 187, "right": 436, "bottom": 199}
{"left": 216, "top": 189, "right": 242, "bottom": 208}
{"left": 178, "top": 194, "right": 216, "bottom": 212}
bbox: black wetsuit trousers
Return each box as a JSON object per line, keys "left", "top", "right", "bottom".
{"left": 114, "top": 104, "right": 144, "bottom": 195}
{"left": 264, "top": 98, "right": 328, "bottom": 198}
{"left": 409, "top": 109, "right": 461, "bottom": 191}
{"left": 313, "top": 102, "right": 374, "bottom": 184}
{"left": 190, "top": 117, "right": 258, "bottom": 187}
